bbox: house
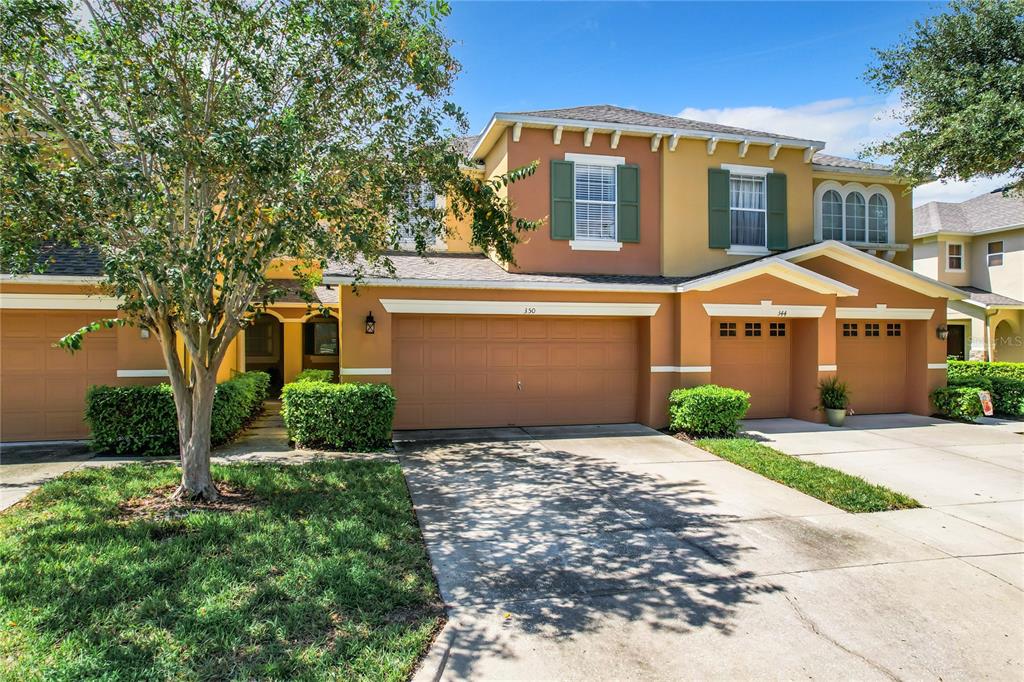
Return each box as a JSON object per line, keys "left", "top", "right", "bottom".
{"left": 913, "top": 189, "right": 1024, "bottom": 362}
{"left": 0, "top": 104, "right": 964, "bottom": 441}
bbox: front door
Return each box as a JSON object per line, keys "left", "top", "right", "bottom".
{"left": 946, "top": 324, "right": 966, "bottom": 360}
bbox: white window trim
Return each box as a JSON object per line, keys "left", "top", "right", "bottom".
{"left": 117, "top": 369, "right": 169, "bottom": 378}
{"left": 813, "top": 181, "right": 895, "bottom": 245}
{"left": 721, "top": 163, "right": 773, "bottom": 176}
{"left": 569, "top": 239, "right": 623, "bottom": 251}
{"left": 726, "top": 245, "right": 770, "bottom": 257}
{"left": 380, "top": 298, "right": 660, "bottom": 317}
{"left": 987, "top": 240, "right": 1004, "bottom": 267}
{"left": 569, "top": 153, "right": 621, "bottom": 243}
{"left": 946, "top": 241, "right": 965, "bottom": 272}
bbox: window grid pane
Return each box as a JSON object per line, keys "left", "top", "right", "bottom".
{"left": 769, "top": 322, "right": 786, "bottom": 337}
{"left": 948, "top": 243, "right": 963, "bottom": 270}
{"left": 574, "top": 164, "right": 616, "bottom": 240}
{"left": 845, "top": 192, "right": 866, "bottom": 242}
{"left": 865, "top": 323, "right": 880, "bottom": 337}
{"left": 744, "top": 322, "right": 762, "bottom": 337}
{"left": 842, "top": 323, "right": 858, "bottom": 337}
{"left": 719, "top": 322, "right": 737, "bottom": 337}
{"left": 868, "top": 194, "right": 888, "bottom": 244}
{"left": 822, "top": 190, "right": 843, "bottom": 240}
{"left": 988, "top": 241, "right": 1004, "bottom": 266}
{"left": 887, "top": 323, "right": 902, "bottom": 337}
{"left": 729, "top": 175, "right": 766, "bottom": 247}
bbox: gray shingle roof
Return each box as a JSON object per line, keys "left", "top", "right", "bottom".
{"left": 325, "top": 250, "right": 694, "bottom": 289}
{"left": 508, "top": 104, "right": 813, "bottom": 143}
{"left": 957, "top": 286, "right": 1024, "bottom": 308}
{"left": 811, "top": 153, "right": 892, "bottom": 172}
{"left": 914, "top": 189, "right": 1024, "bottom": 236}
{"left": 28, "top": 244, "right": 104, "bottom": 277}
{"left": 453, "top": 135, "right": 480, "bottom": 156}
{"left": 260, "top": 279, "right": 339, "bottom": 306}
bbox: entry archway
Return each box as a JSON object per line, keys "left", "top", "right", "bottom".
{"left": 245, "top": 313, "right": 284, "bottom": 393}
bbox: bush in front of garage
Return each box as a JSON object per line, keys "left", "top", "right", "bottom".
{"left": 668, "top": 384, "right": 750, "bottom": 437}
{"left": 281, "top": 381, "right": 395, "bottom": 451}
{"left": 930, "top": 385, "right": 984, "bottom": 422}
{"left": 293, "top": 369, "right": 334, "bottom": 383}
{"left": 86, "top": 371, "right": 270, "bottom": 456}
{"left": 946, "top": 361, "right": 1024, "bottom": 417}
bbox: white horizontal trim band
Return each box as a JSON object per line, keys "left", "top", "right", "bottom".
{"left": 927, "top": 363, "right": 948, "bottom": 370}
{"left": 380, "top": 299, "right": 661, "bottom": 317}
{"left": 651, "top": 366, "right": 712, "bottom": 373}
{"left": 818, "top": 364, "right": 838, "bottom": 372}
{"left": 836, "top": 306, "right": 934, "bottom": 320}
{"left": 323, "top": 276, "right": 676, "bottom": 293}
{"left": 569, "top": 240, "right": 623, "bottom": 252}
{"left": 116, "top": 369, "right": 169, "bottom": 378}
{"left": 340, "top": 368, "right": 392, "bottom": 376}
{"left": 0, "top": 274, "right": 104, "bottom": 284}
{"left": 0, "top": 293, "right": 121, "bottom": 309}
{"left": 565, "top": 152, "right": 625, "bottom": 166}
{"left": 703, "top": 303, "right": 826, "bottom": 318}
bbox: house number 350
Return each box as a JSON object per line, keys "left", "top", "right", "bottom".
{"left": 523, "top": 307, "right": 537, "bottom": 314}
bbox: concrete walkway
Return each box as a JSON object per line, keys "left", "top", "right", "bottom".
{"left": 400, "top": 424, "right": 1023, "bottom": 680}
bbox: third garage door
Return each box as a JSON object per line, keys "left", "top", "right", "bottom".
{"left": 392, "top": 315, "right": 640, "bottom": 430}
{"left": 837, "top": 320, "right": 908, "bottom": 414}
{"left": 710, "top": 318, "right": 791, "bottom": 419}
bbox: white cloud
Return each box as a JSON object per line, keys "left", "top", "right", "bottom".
{"left": 676, "top": 97, "right": 1010, "bottom": 206}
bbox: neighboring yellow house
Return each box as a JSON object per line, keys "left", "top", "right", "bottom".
{"left": 913, "top": 190, "right": 1024, "bottom": 362}
{"left": 2, "top": 104, "right": 964, "bottom": 441}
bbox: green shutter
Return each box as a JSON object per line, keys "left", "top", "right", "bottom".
{"left": 550, "top": 160, "right": 574, "bottom": 240}
{"left": 708, "top": 168, "right": 730, "bottom": 249}
{"left": 617, "top": 164, "right": 640, "bottom": 243}
{"left": 766, "top": 172, "right": 788, "bottom": 250}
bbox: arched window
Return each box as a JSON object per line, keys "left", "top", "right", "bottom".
{"left": 821, "top": 190, "right": 843, "bottom": 240}
{"left": 845, "top": 192, "right": 866, "bottom": 242}
{"left": 868, "top": 194, "right": 888, "bottom": 244}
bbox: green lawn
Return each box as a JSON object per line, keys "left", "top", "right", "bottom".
{"left": 696, "top": 437, "right": 921, "bottom": 513}
{"left": 0, "top": 461, "right": 442, "bottom": 681}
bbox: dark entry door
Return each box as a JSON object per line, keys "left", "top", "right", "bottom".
{"left": 946, "top": 324, "right": 966, "bottom": 360}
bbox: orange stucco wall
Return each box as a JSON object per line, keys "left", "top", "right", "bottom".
{"left": 504, "top": 127, "right": 663, "bottom": 276}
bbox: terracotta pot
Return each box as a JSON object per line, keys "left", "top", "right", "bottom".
{"left": 825, "top": 408, "right": 846, "bottom": 427}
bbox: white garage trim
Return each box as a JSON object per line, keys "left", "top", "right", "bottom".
{"left": 651, "top": 365, "right": 712, "bottom": 373}
{"left": 341, "top": 367, "right": 392, "bottom": 376}
{"left": 380, "top": 299, "right": 660, "bottom": 317}
{"left": 702, "top": 303, "right": 826, "bottom": 318}
{"left": 927, "top": 363, "right": 948, "bottom": 370}
{"left": 818, "top": 364, "right": 838, "bottom": 371}
{"left": 0, "top": 293, "right": 121, "bottom": 309}
{"left": 836, "top": 306, "right": 934, "bottom": 320}
{"left": 116, "top": 369, "right": 169, "bottom": 378}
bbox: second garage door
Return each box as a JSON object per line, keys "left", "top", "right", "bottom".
{"left": 710, "top": 318, "right": 792, "bottom": 419}
{"left": 837, "top": 320, "right": 908, "bottom": 414}
{"left": 392, "top": 315, "right": 640, "bottom": 430}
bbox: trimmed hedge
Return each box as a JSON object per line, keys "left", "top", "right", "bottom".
{"left": 931, "top": 386, "right": 984, "bottom": 422}
{"left": 293, "top": 369, "right": 334, "bottom": 383}
{"left": 946, "top": 360, "right": 1024, "bottom": 417}
{"left": 281, "top": 381, "right": 395, "bottom": 451}
{"left": 669, "top": 384, "right": 751, "bottom": 437}
{"left": 85, "top": 371, "right": 270, "bottom": 456}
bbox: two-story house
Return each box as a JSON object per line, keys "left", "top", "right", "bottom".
{"left": 0, "top": 104, "right": 964, "bottom": 441}
{"left": 913, "top": 189, "right": 1024, "bottom": 362}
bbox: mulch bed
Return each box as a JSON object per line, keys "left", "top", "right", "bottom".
{"left": 117, "top": 483, "right": 260, "bottom": 523}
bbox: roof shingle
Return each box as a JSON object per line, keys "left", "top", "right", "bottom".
{"left": 914, "top": 189, "right": 1024, "bottom": 236}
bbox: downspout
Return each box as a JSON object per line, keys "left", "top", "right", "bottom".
{"left": 984, "top": 309, "right": 998, "bottom": 361}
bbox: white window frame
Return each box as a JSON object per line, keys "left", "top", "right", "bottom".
{"left": 565, "top": 152, "right": 624, "bottom": 250}
{"left": 946, "top": 241, "right": 965, "bottom": 272}
{"left": 813, "top": 181, "right": 895, "bottom": 246}
{"left": 396, "top": 182, "right": 447, "bottom": 251}
{"left": 723, "top": 164, "right": 772, "bottom": 255}
{"left": 987, "top": 240, "right": 1004, "bottom": 267}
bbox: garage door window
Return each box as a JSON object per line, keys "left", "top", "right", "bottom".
{"left": 842, "top": 323, "right": 858, "bottom": 337}
{"left": 744, "top": 322, "right": 762, "bottom": 337}
{"left": 887, "top": 323, "right": 902, "bottom": 337}
{"left": 719, "top": 322, "right": 737, "bottom": 337}
{"left": 769, "top": 322, "right": 786, "bottom": 337}
{"left": 865, "top": 323, "right": 880, "bottom": 337}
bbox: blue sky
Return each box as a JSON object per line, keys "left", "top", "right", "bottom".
{"left": 442, "top": 1, "right": 1003, "bottom": 205}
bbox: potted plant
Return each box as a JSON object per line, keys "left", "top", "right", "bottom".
{"left": 817, "top": 376, "right": 850, "bottom": 427}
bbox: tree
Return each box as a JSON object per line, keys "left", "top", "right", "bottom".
{"left": 864, "top": 0, "right": 1024, "bottom": 192}
{"left": 0, "top": 0, "right": 538, "bottom": 500}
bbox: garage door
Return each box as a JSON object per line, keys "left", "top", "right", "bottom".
{"left": 1, "top": 310, "right": 118, "bottom": 441}
{"left": 392, "top": 315, "right": 640, "bottom": 429}
{"left": 837, "top": 320, "right": 907, "bottom": 414}
{"left": 710, "top": 318, "right": 791, "bottom": 419}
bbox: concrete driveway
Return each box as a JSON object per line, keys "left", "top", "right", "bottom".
{"left": 398, "top": 424, "right": 1023, "bottom": 681}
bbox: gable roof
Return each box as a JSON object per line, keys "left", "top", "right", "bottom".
{"left": 914, "top": 189, "right": 1024, "bottom": 237}
{"left": 811, "top": 153, "right": 893, "bottom": 175}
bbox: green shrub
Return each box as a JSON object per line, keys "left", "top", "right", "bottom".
{"left": 817, "top": 376, "right": 850, "bottom": 410}
{"left": 293, "top": 368, "right": 334, "bottom": 383}
{"left": 86, "top": 371, "right": 269, "bottom": 456}
{"left": 946, "top": 360, "right": 1024, "bottom": 417}
{"left": 668, "top": 384, "right": 750, "bottom": 437}
{"left": 281, "top": 381, "right": 396, "bottom": 451}
{"left": 990, "top": 376, "right": 1024, "bottom": 417}
{"left": 931, "top": 386, "right": 984, "bottom": 422}
{"left": 948, "top": 360, "right": 1024, "bottom": 383}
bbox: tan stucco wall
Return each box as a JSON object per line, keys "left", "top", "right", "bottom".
{"left": 662, "top": 142, "right": 813, "bottom": 277}
{"left": 505, "top": 127, "right": 663, "bottom": 276}
{"left": 913, "top": 238, "right": 939, "bottom": 280}
{"left": 969, "top": 227, "right": 1024, "bottom": 301}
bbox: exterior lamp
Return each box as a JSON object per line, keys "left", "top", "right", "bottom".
{"left": 365, "top": 312, "right": 376, "bottom": 335}
{"left": 936, "top": 324, "right": 949, "bottom": 340}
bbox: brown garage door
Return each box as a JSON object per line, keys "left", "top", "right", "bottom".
{"left": 710, "top": 318, "right": 791, "bottom": 419}
{"left": 392, "top": 315, "right": 640, "bottom": 429}
{"left": 1, "top": 310, "right": 118, "bottom": 441}
{"left": 837, "top": 320, "right": 908, "bottom": 414}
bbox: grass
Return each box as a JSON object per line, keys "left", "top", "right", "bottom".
{"left": 695, "top": 437, "right": 921, "bottom": 513}
{"left": 0, "top": 461, "right": 442, "bottom": 681}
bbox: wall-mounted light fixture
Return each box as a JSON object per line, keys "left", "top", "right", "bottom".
{"left": 139, "top": 327, "right": 150, "bottom": 339}
{"left": 936, "top": 324, "right": 949, "bottom": 340}
{"left": 365, "top": 312, "right": 376, "bottom": 335}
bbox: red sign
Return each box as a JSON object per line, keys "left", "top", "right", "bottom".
{"left": 979, "top": 391, "right": 994, "bottom": 417}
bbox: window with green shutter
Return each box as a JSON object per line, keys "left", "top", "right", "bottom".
{"left": 550, "top": 159, "right": 574, "bottom": 240}
{"left": 766, "top": 172, "right": 788, "bottom": 250}
{"left": 708, "top": 168, "right": 731, "bottom": 248}
{"left": 617, "top": 164, "right": 639, "bottom": 243}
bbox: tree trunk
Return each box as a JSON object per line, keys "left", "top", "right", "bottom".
{"left": 173, "top": 368, "right": 219, "bottom": 501}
